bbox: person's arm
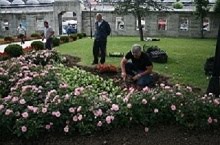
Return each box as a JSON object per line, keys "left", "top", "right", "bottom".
{"left": 120, "top": 57, "right": 128, "bottom": 80}
{"left": 133, "top": 65, "right": 153, "bottom": 80}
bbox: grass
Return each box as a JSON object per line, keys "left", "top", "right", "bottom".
{"left": 56, "top": 36, "right": 217, "bottom": 91}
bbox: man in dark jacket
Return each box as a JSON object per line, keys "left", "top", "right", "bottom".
{"left": 92, "top": 13, "right": 111, "bottom": 64}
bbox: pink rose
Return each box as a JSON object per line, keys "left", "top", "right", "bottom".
{"left": 21, "top": 126, "right": 27, "bottom": 132}
{"left": 69, "top": 107, "right": 75, "bottom": 113}
{"left": 97, "top": 121, "right": 102, "bottom": 127}
{"left": 19, "top": 99, "right": 26, "bottom": 105}
{"left": 42, "top": 107, "right": 47, "bottom": 113}
{"left": 64, "top": 126, "right": 69, "bottom": 133}
{"left": 171, "top": 105, "right": 176, "bottom": 111}
{"left": 22, "top": 112, "right": 29, "bottom": 118}
{"left": 208, "top": 117, "right": 212, "bottom": 124}
{"left": 78, "top": 114, "right": 83, "bottom": 121}
{"left": 111, "top": 104, "right": 119, "bottom": 111}
{"left": 142, "top": 99, "right": 148, "bottom": 105}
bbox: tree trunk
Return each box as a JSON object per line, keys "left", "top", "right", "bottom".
{"left": 137, "top": 14, "right": 144, "bottom": 41}
{"left": 200, "top": 16, "right": 204, "bottom": 39}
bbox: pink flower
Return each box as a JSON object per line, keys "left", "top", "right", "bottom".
{"left": 73, "top": 115, "right": 78, "bottom": 122}
{"left": 111, "top": 104, "right": 119, "bottom": 111}
{"left": 164, "top": 86, "right": 171, "bottom": 90}
{"left": 127, "top": 103, "right": 132, "bottom": 109}
{"left": 213, "top": 119, "right": 218, "bottom": 123}
{"left": 22, "top": 112, "right": 29, "bottom": 118}
{"left": 19, "top": 99, "right": 26, "bottom": 105}
{"left": 21, "top": 126, "right": 27, "bottom": 132}
{"left": 77, "top": 106, "right": 82, "bottom": 112}
{"left": 93, "top": 109, "right": 103, "bottom": 117}
{"left": 55, "top": 111, "right": 61, "bottom": 117}
{"left": 144, "top": 127, "right": 149, "bottom": 133}
{"left": 171, "top": 105, "right": 176, "bottom": 111}
{"left": 45, "top": 124, "right": 51, "bottom": 130}
{"left": 186, "top": 86, "right": 192, "bottom": 92}
{"left": 213, "top": 99, "right": 220, "bottom": 105}
{"left": 64, "top": 126, "right": 69, "bottom": 133}
{"left": 5, "top": 109, "right": 13, "bottom": 115}
{"left": 12, "top": 97, "right": 19, "bottom": 103}
{"left": 42, "top": 107, "right": 47, "bottom": 113}
{"left": 78, "top": 114, "right": 83, "bottom": 121}
{"left": 154, "top": 108, "right": 159, "bottom": 113}
{"left": 69, "top": 107, "right": 75, "bottom": 113}
{"left": 0, "top": 104, "right": 4, "bottom": 111}
{"left": 160, "top": 83, "right": 165, "bottom": 87}
{"left": 64, "top": 94, "right": 70, "bottom": 100}
{"left": 142, "top": 99, "right": 147, "bottom": 105}
{"left": 142, "top": 86, "right": 149, "bottom": 92}
{"left": 106, "top": 116, "right": 114, "bottom": 124}
{"left": 97, "top": 121, "right": 102, "bottom": 127}
{"left": 176, "top": 92, "right": 182, "bottom": 96}
{"left": 208, "top": 117, "right": 213, "bottom": 124}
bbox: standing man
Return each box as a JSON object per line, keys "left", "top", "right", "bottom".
{"left": 121, "top": 44, "right": 153, "bottom": 88}
{"left": 92, "top": 13, "right": 111, "bottom": 65}
{"left": 42, "top": 21, "right": 54, "bottom": 50}
{"left": 17, "top": 24, "right": 26, "bottom": 44}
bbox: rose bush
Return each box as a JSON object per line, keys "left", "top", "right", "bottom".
{"left": 0, "top": 50, "right": 220, "bottom": 140}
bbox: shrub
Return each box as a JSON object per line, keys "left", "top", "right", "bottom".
{"left": 60, "top": 36, "right": 69, "bottom": 43}
{"left": 172, "top": 2, "right": 183, "bottom": 9}
{"left": 31, "top": 41, "right": 44, "bottom": 50}
{"left": 82, "top": 33, "right": 87, "bottom": 37}
{"left": 69, "top": 34, "right": 78, "bottom": 41}
{"left": 4, "top": 44, "right": 23, "bottom": 57}
{"left": 4, "top": 36, "right": 14, "bottom": 42}
{"left": 77, "top": 33, "right": 83, "bottom": 39}
{"left": 30, "top": 33, "right": 41, "bottom": 38}
{"left": 52, "top": 37, "right": 60, "bottom": 47}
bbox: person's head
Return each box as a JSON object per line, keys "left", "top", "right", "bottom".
{"left": 131, "top": 44, "right": 142, "bottom": 59}
{"left": 96, "top": 13, "right": 102, "bottom": 22}
{"left": 44, "top": 21, "right": 49, "bottom": 28}
{"left": 19, "top": 24, "right": 22, "bottom": 27}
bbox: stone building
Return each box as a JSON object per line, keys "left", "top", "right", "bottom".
{"left": 0, "top": 0, "right": 220, "bottom": 38}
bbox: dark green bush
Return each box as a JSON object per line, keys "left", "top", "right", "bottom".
{"left": 52, "top": 37, "right": 60, "bottom": 47}
{"left": 70, "top": 34, "right": 77, "bottom": 41}
{"left": 31, "top": 33, "right": 41, "bottom": 38}
{"left": 60, "top": 36, "right": 69, "bottom": 43}
{"left": 77, "top": 33, "right": 83, "bottom": 39}
{"left": 31, "top": 41, "right": 44, "bottom": 50}
{"left": 4, "top": 44, "right": 23, "bottom": 57}
{"left": 82, "top": 33, "right": 87, "bottom": 37}
{"left": 4, "top": 36, "right": 14, "bottom": 42}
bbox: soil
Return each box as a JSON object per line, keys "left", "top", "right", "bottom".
{"left": 1, "top": 55, "right": 218, "bottom": 145}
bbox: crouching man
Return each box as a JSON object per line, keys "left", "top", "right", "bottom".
{"left": 120, "top": 44, "right": 153, "bottom": 88}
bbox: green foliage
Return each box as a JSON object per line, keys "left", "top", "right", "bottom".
{"left": 82, "top": 33, "right": 87, "bottom": 37}
{"left": 52, "top": 37, "right": 60, "bottom": 47}
{"left": 60, "top": 36, "right": 69, "bottom": 43}
{"left": 194, "top": 0, "right": 210, "bottom": 17}
{"left": 69, "top": 34, "right": 78, "bottom": 41}
{"left": 30, "top": 33, "right": 41, "bottom": 38}
{"left": 31, "top": 41, "right": 44, "bottom": 50}
{"left": 77, "top": 33, "right": 83, "bottom": 39}
{"left": 214, "top": 0, "right": 220, "bottom": 13}
{"left": 4, "top": 44, "right": 23, "bottom": 57}
{"left": 4, "top": 36, "right": 14, "bottom": 42}
{"left": 172, "top": 2, "right": 183, "bottom": 9}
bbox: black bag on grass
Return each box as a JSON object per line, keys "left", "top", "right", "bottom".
{"left": 143, "top": 45, "right": 168, "bottom": 63}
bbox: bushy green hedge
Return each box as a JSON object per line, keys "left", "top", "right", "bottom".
{"left": 60, "top": 36, "right": 69, "bottom": 43}
{"left": 4, "top": 36, "right": 14, "bottom": 42}
{"left": 31, "top": 41, "right": 44, "bottom": 50}
{"left": 4, "top": 44, "right": 23, "bottom": 57}
{"left": 70, "top": 34, "right": 77, "bottom": 41}
{"left": 77, "top": 33, "right": 83, "bottom": 39}
{"left": 52, "top": 37, "right": 60, "bottom": 47}
{"left": 30, "top": 33, "right": 41, "bottom": 38}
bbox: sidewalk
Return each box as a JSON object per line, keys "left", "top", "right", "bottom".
{"left": 0, "top": 39, "right": 44, "bottom": 53}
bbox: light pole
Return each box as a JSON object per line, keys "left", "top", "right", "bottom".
{"left": 89, "top": 3, "right": 93, "bottom": 39}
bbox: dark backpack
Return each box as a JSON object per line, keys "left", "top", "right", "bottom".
{"left": 143, "top": 44, "right": 168, "bottom": 63}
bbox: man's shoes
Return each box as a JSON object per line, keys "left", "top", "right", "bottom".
{"left": 91, "top": 62, "right": 98, "bottom": 65}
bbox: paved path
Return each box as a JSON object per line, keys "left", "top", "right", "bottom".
{"left": 0, "top": 39, "right": 45, "bottom": 53}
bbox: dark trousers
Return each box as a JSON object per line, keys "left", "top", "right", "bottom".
{"left": 125, "top": 62, "right": 153, "bottom": 87}
{"left": 93, "top": 39, "right": 107, "bottom": 64}
{"left": 45, "top": 38, "right": 52, "bottom": 50}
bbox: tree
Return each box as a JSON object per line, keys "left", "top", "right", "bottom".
{"left": 194, "top": 0, "right": 210, "bottom": 39}
{"left": 114, "top": 0, "right": 166, "bottom": 41}
{"left": 214, "top": 0, "right": 220, "bottom": 14}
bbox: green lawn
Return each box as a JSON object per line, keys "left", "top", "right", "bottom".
{"left": 56, "top": 36, "right": 216, "bottom": 91}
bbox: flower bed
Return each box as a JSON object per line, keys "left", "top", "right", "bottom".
{"left": 0, "top": 50, "right": 220, "bottom": 140}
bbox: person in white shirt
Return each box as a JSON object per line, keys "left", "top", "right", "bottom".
{"left": 17, "top": 24, "right": 26, "bottom": 44}
{"left": 42, "top": 21, "right": 54, "bottom": 50}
